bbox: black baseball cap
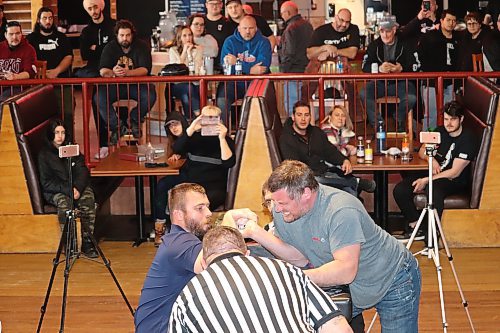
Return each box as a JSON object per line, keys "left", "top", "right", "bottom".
{"left": 226, "top": 0, "right": 242, "bottom": 6}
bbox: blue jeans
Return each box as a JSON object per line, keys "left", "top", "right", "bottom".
{"left": 359, "top": 80, "right": 417, "bottom": 127}
{"left": 421, "top": 85, "right": 453, "bottom": 130}
{"left": 95, "top": 83, "right": 156, "bottom": 131}
{"left": 216, "top": 81, "right": 247, "bottom": 126}
{"left": 283, "top": 80, "right": 302, "bottom": 116}
{"left": 353, "top": 251, "right": 421, "bottom": 333}
{"left": 171, "top": 82, "right": 200, "bottom": 115}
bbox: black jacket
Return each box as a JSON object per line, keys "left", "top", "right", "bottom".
{"left": 361, "top": 35, "right": 419, "bottom": 73}
{"left": 279, "top": 118, "right": 347, "bottom": 176}
{"left": 173, "top": 131, "right": 236, "bottom": 188}
{"left": 278, "top": 14, "right": 314, "bottom": 73}
{"left": 79, "top": 16, "right": 116, "bottom": 70}
{"left": 37, "top": 142, "right": 90, "bottom": 202}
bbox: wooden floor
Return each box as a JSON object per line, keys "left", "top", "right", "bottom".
{"left": 1, "top": 242, "right": 499, "bottom": 332}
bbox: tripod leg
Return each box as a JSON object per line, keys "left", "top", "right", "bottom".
{"left": 36, "top": 220, "right": 68, "bottom": 333}
{"left": 406, "top": 207, "right": 428, "bottom": 251}
{"left": 432, "top": 210, "right": 476, "bottom": 332}
{"left": 82, "top": 225, "right": 135, "bottom": 316}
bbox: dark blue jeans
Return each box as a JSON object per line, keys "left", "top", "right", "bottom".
{"left": 216, "top": 81, "right": 247, "bottom": 126}
{"left": 170, "top": 82, "right": 200, "bottom": 115}
{"left": 353, "top": 251, "right": 421, "bottom": 333}
{"left": 359, "top": 80, "right": 417, "bottom": 127}
{"left": 95, "top": 83, "right": 156, "bottom": 131}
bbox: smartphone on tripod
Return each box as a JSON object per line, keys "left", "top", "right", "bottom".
{"left": 58, "top": 144, "right": 79, "bottom": 158}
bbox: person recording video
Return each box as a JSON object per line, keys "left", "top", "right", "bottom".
{"left": 154, "top": 105, "right": 235, "bottom": 245}
{"left": 37, "top": 119, "right": 98, "bottom": 258}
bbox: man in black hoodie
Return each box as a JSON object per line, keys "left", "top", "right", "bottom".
{"left": 77, "top": 0, "right": 116, "bottom": 159}
{"left": 360, "top": 15, "right": 418, "bottom": 128}
{"left": 37, "top": 119, "right": 98, "bottom": 258}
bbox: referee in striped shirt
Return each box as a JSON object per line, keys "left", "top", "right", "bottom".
{"left": 169, "top": 226, "right": 352, "bottom": 333}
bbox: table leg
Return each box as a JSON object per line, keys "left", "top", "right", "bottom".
{"left": 149, "top": 176, "right": 157, "bottom": 220}
{"left": 374, "top": 171, "right": 389, "bottom": 230}
{"left": 132, "top": 176, "right": 147, "bottom": 247}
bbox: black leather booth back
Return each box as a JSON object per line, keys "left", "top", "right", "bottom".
{"left": 8, "top": 85, "right": 59, "bottom": 214}
{"left": 415, "top": 76, "right": 499, "bottom": 210}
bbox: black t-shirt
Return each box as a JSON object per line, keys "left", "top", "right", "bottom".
{"left": 26, "top": 31, "right": 72, "bottom": 77}
{"left": 204, "top": 16, "right": 233, "bottom": 50}
{"left": 308, "top": 23, "right": 360, "bottom": 50}
{"left": 99, "top": 39, "right": 152, "bottom": 73}
{"left": 228, "top": 14, "right": 273, "bottom": 37}
{"left": 432, "top": 126, "right": 478, "bottom": 185}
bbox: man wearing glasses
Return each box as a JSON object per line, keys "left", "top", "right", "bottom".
{"left": 204, "top": 0, "right": 232, "bottom": 71}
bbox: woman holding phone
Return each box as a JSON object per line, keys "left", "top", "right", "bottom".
{"left": 154, "top": 106, "right": 235, "bottom": 246}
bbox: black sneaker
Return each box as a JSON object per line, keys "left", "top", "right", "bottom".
{"left": 358, "top": 178, "right": 376, "bottom": 193}
{"left": 81, "top": 239, "right": 98, "bottom": 258}
{"left": 393, "top": 228, "right": 425, "bottom": 244}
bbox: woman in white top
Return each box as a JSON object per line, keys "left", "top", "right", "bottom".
{"left": 189, "top": 13, "right": 218, "bottom": 58}
{"left": 167, "top": 26, "right": 204, "bottom": 116}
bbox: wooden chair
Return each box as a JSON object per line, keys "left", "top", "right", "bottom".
{"left": 472, "top": 53, "right": 484, "bottom": 72}
{"left": 34, "top": 60, "right": 47, "bottom": 79}
{"left": 376, "top": 96, "right": 413, "bottom": 146}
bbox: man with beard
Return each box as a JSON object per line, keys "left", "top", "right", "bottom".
{"left": 393, "top": 101, "right": 478, "bottom": 241}
{"left": 135, "top": 183, "right": 214, "bottom": 333}
{"left": 233, "top": 160, "right": 422, "bottom": 332}
{"left": 27, "top": 7, "right": 74, "bottom": 129}
{"left": 0, "top": 21, "right": 36, "bottom": 101}
{"left": 96, "top": 19, "right": 156, "bottom": 144}
{"left": 78, "top": 0, "right": 116, "bottom": 159}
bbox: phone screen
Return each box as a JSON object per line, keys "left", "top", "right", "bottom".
{"left": 423, "top": 1, "right": 431, "bottom": 11}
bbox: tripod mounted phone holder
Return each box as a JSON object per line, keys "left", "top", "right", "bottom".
{"left": 37, "top": 144, "right": 134, "bottom": 333}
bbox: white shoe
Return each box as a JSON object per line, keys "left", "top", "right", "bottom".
{"left": 94, "top": 147, "right": 109, "bottom": 159}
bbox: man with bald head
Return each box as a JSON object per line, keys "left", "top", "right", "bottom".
{"left": 278, "top": 1, "right": 313, "bottom": 115}
{"left": 307, "top": 8, "right": 360, "bottom": 61}
{"left": 217, "top": 15, "right": 272, "bottom": 124}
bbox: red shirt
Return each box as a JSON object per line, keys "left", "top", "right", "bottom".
{"left": 0, "top": 38, "right": 36, "bottom": 78}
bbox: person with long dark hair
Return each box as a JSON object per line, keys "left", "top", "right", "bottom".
{"left": 0, "top": 5, "right": 7, "bottom": 42}
{"left": 37, "top": 119, "right": 98, "bottom": 258}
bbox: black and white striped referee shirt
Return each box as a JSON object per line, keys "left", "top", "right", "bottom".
{"left": 169, "top": 253, "right": 342, "bottom": 332}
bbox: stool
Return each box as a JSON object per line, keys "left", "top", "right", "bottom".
{"left": 376, "top": 96, "right": 413, "bottom": 146}
{"left": 112, "top": 100, "right": 147, "bottom": 145}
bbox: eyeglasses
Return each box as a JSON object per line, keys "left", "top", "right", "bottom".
{"left": 466, "top": 22, "right": 479, "bottom": 26}
{"left": 192, "top": 22, "right": 205, "bottom": 27}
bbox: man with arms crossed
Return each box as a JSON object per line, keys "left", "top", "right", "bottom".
{"left": 235, "top": 160, "right": 422, "bottom": 332}
{"left": 169, "top": 226, "right": 352, "bottom": 332}
{"left": 135, "top": 183, "right": 213, "bottom": 333}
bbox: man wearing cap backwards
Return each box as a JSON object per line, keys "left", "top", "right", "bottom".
{"left": 217, "top": 14, "right": 272, "bottom": 124}
{"left": 226, "top": 0, "right": 276, "bottom": 50}
{"left": 359, "top": 15, "right": 418, "bottom": 128}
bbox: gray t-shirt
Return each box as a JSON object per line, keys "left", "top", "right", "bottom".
{"left": 273, "top": 185, "right": 409, "bottom": 308}
{"left": 383, "top": 37, "right": 398, "bottom": 63}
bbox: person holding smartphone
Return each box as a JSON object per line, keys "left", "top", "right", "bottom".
{"left": 154, "top": 106, "right": 235, "bottom": 245}
{"left": 399, "top": 0, "right": 440, "bottom": 50}
{"left": 37, "top": 119, "right": 98, "bottom": 258}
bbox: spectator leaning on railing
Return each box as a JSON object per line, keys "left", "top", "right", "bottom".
{"left": 0, "top": 21, "right": 36, "bottom": 101}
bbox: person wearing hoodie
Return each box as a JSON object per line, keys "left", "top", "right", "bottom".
{"left": 154, "top": 106, "right": 235, "bottom": 246}
{"left": 37, "top": 119, "right": 98, "bottom": 258}
{"left": 360, "top": 15, "right": 418, "bottom": 129}
{"left": 216, "top": 14, "right": 272, "bottom": 125}
{"left": 0, "top": 21, "right": 36, "bottom": 101}
{"left": 154, "top": 111, "right": 189, "bottom": 246}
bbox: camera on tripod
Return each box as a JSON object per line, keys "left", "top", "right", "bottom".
{"left": 58, "top": 144, "right": 79, "bottom": 158}
{"left": 419, "top": 131, "right": 441, "bottom": 145}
